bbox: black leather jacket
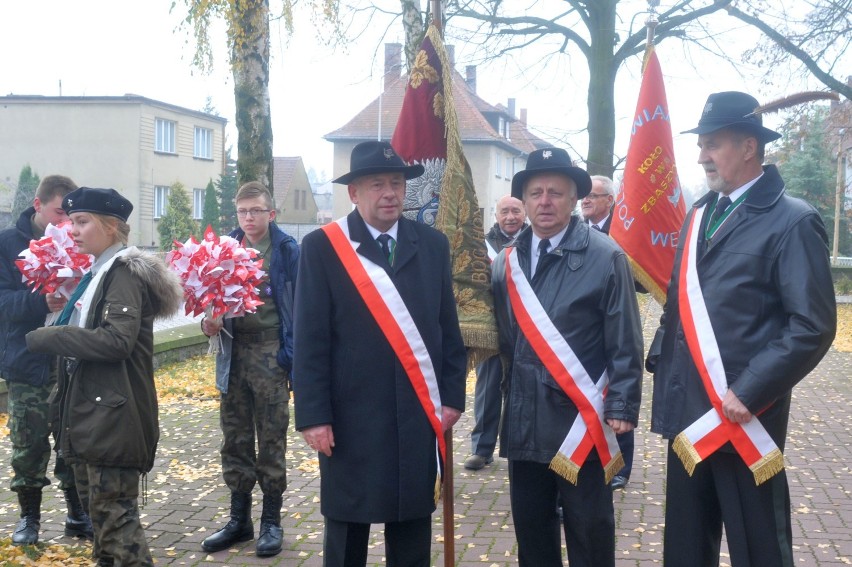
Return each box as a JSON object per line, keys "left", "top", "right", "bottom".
{"left": 650, "top": 165, "right": 837, "bottom": 450}
{"left": 492, "top": 217, "right": 644, "bottom": 463}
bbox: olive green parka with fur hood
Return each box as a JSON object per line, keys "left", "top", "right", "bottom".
{"left": 26, "top": 247, "right": 183, "bottom": 472}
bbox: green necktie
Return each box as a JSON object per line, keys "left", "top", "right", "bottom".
{"left": 377, "top": 234, "right": 395, "bottom": 265}
{"left": 55, "top": 271, "right": 93, "bottom": 326}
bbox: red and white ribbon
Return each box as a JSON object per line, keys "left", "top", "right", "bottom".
{"left": 673, "top": 205, "right": 783, "bottom": 485}
{"left": 504, "top": 247, "right": 623, "bottom": 484}
{"left": 322, "top": 219, "right": 446, "bottom": 495}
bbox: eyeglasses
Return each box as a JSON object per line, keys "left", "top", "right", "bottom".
{"left": 583, "top": 193, "right": 610, "bottom": 200}
{"left": 236, "top": 208, "right": 271, "bottom": 218}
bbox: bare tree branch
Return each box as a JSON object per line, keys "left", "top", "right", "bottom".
{"left": 727, "top": 4, "right": 851, "bottom": 99}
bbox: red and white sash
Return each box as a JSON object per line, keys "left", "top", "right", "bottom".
{"left": 504, "top": 247, "right": 623, "bottom": 484}
{"left": 322, "top": 219, "right": 446, "bottom": 498}
{"left": 673, "top": 205, "right": 783, "bottom": 485}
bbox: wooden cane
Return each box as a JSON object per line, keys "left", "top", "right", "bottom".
{"left": 443, "top": 427, "right": 455, "bottom": 566}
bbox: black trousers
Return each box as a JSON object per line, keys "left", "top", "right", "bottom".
{"left": 509, "top": 459, "right": 615, "bottom": 567}
{"left": 664, "top": 441, "right": 794, "bottom": 567}
{"left": 323, "top": 516, "right": 432, "bottom": 567}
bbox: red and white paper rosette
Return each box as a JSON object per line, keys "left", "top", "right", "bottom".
{"left": 15, "top": 221, "right": 92, "bottom": 299}
{"left": 166, "top": 225, "right": 266, "bottom": 320}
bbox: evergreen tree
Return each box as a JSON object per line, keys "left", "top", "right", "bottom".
{"left": 157, "top": 181, "right": 198, "bottom": 250}
{"left": 770, "top": 107, "right": 851, "bottom": 255}
{"left": 217, "top": 149, "right": 238, "bottom": 234}
{"left": 201, "top": 179, "right": 220, "bottom": 233}
{"left": 11, "top": 165, "right": 40, "bottom": 219}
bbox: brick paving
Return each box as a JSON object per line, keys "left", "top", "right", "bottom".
{"left": 1, "top": 301, "right": 850, "bottom": 565}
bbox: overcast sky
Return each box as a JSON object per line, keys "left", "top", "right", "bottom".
{"left": 2, "top": 0, "right": 842, "bottom": 195}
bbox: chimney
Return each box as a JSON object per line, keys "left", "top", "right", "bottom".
{"left": 466, "top": 65, "right": 477, "bottom": 94}
{"left": 446, "top": 45, "right": 455, "bottom": 69}
{"left": 520, "top": 108, "right": 528, "bottom": 126}
{"left": 384, "top": 43, "right": 402, "bottom": 91}
{"left": 508, "top": 98, "right": 516, "bottom": 119}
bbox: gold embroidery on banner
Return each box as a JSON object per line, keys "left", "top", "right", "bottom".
{"left": 433, "top": 92, "right": 444, "bottom": 120}
{"left": 409, "top": 50, "right": 439, "bottom": 89}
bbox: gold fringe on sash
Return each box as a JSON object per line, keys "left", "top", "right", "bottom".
{"left": 549, "top": 453, "right": 581, "bottom": 485}
{"left": 602, "top": 452, "right": 625, "bottom": 485}
{"left": 749, "top": 448, "right": 784, "bottom": 486}
{"left": 672, "top": 432, "right": 702, "bottom": 476}
{"left": 549, "top": 451, "right": 625, "bottom": 485}
{"left": 434, "top": 472, "right": 442, "bottom": 505}
{"left": 673, "top": 432, "right": 785, "bottom": 485}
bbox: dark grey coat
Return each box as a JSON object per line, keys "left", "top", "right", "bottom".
{"left": 492, "top": 217, "right": 644, "bottom": 463}
{"left": 650, "top": 165, "right": 837, "bottom": 451}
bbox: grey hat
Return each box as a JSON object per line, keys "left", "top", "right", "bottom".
{"left": 682, "top": 91, "right": 781, "bottom": 143}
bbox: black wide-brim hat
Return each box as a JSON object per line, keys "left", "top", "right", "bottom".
{"left": 332, "top": 140, "right": 425, "bottom": 185}
{"left": 511, "top": 148, "right": 592, "bottom": 200}
{"left": 62, "top": 187, "right": 133, "bottom": 222}
{"left": 682, "top": 91, "right": 781, "bottom": 143}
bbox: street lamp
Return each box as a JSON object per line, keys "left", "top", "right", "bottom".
{"left": 834, "top": 127, "right": 847, "bottom": 263}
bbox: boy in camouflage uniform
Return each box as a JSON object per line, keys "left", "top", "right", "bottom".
{"left": 201, "top": 182, "right": 299, "bottom": 557}
{"left": 0, "top": 175, "right": 92, "bottom": 544}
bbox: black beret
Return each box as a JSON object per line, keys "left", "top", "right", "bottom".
{"left": 62, "top": 187, "right": 133, "bottom": 222}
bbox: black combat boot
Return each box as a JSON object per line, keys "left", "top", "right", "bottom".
{"left": 201, "top": 491, "right": 254, "bottom": 552}
{"left": 64, "top": 488, "right": 94, "bottom": 539}
{"left": 12, "top": 488, "right": 42, "bottom": 545}
{"left": 255, "top": 493, "right": 284, "bottom": 557}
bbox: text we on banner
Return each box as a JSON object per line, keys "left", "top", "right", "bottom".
{"left": 610, "top": 46, "right": 686, "bottom": 303}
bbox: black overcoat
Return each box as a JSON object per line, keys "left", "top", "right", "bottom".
{"left": 293, "top": 210, "right": 467, "bottom": 523}
{"left": 650, "top": 165, "right": 837, "bottom": 450}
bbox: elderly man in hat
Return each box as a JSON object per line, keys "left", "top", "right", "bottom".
{"left": 292, "top": 140, "right": 467, "bottom": 566}
{"left": 647, "top": 91, "right": 836, "bottom": 566}
{"left": 491, "top": 147, "right": 643, "bottom": 566}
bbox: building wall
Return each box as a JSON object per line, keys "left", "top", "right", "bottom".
{"left": 276, "top": 165, "right": 319, "bottom": 224}
{"left": 0, "top": 97, "right": 225, "bottom": 247}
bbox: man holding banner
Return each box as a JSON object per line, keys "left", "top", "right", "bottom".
{"left": 492, "top": 147, "right": 643, "bottom": 567}
{"left": 648, "top": 91, "right": 837, "bottom": 566}
{"left": 292, "top": 141, "right": 467, "bottom": 567}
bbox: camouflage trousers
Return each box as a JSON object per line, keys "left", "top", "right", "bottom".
{"left": 73, "top": 463, "right": 152, "bottom": 567}
{"left": 7, "top": 380, "right": 75, "bottom": 492}
{"left": 220, "top": 338, "right": 290, "bottom": 495}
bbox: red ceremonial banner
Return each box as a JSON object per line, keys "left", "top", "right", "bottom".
{"left": 610, "top": 47, "right": 686, "bottom": 303}
{"left": 391, "top": 24, "right": 498, "bottom": 362}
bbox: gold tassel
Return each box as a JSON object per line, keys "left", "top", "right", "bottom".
{"left": 672, "top": 433, "right": 702, "bottom": 476}
{"left": 549, "top": 453, "right": 581, "bottom": 485}
{"left": 745, "top": 91, "right": 840, "bottom": 117}
{"left": 750, "top": 448, "right": 785, "bottom": 486}
{"left": 627, "top": 257, "right": 667, "bottom": 305}
{"left": 603, "top": 452, "right": 626, "bottom": 485}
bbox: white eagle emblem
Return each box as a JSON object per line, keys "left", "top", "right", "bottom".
{"left": 66, "top": 199, "right": 73, "bottom": 207}
{"left": 384, "top": 148, "right": 395, "bottom": 160}
{"left": 542, "top": 150, "right": 553, "bottom": 159}
{"left": 702, "top": 102, "right": 713, "bottom": 115}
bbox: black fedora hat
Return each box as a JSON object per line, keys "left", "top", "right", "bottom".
{"left": 62, "top": 187, "right": 133, "bottom": 222}
{"left": 511, "top": 148, "right": 592, "bottom": 200}
{"left": 332, "top": 141, "right": 425, "bottom": 185}
{"left": 682, "top": 91, "right": 781, "bottom": 143}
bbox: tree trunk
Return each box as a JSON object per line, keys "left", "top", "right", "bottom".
{"left": 232, "top": 0, "right": 274, "bottom": 189}
{"left": 586, "top": 2, "right": 618, "bottom": 178}
{"left": 400, "top": 0, "right": 424, "bottom": 71}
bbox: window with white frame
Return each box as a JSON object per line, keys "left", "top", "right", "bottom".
{"left": 498, "top": 117, "right": 506, "bottom": 138}
{"left": 193, "top": 188, "right": 204, "bottom": 219}
{"left": 505, "top": 157, "right": 512, "bottom": 179}
{"left": 495, "top": 155, "right": 502, "bottom": 177}
{"left": 155, "top": 119, "right": 176, "bottom": 154}
{"left": 154, "top": 185, "right": 170, "bottom": 218}
{"left": 194, "top": 127, "right": 213, "bottom": 159}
